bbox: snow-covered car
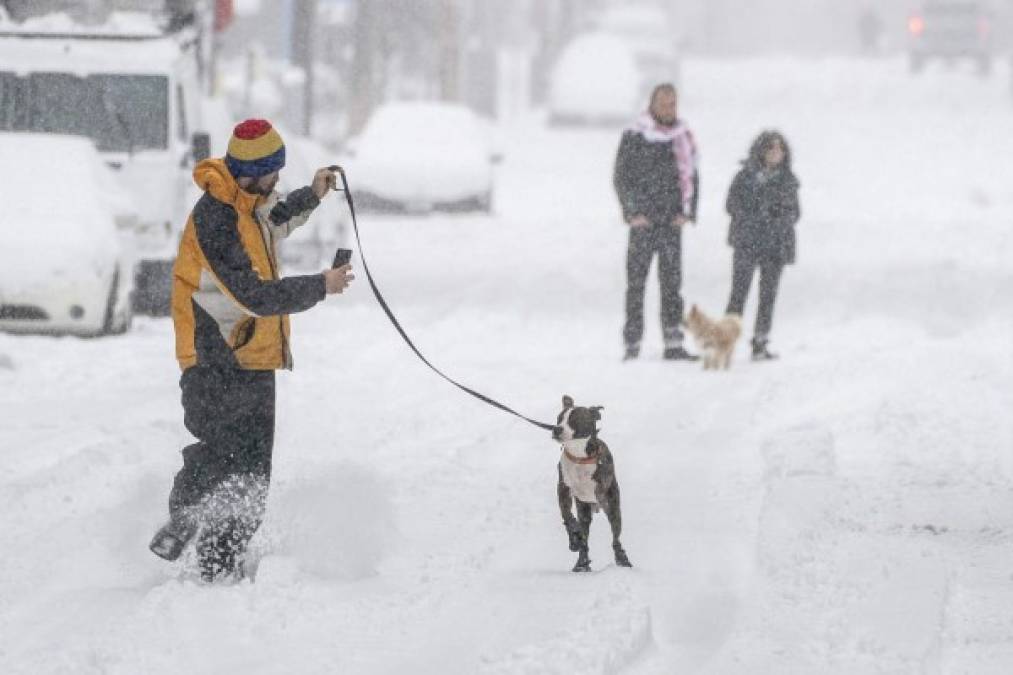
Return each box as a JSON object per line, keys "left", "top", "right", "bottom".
{"left": 0, "top": 133, "right": 137, "bottom": 336}
{"left": 590, "top": 5, "right": 681, "bottom": 95}
{"left": 344, "top": 102, "right": 498, "bottom": 213}
{"left": 548, "top": 33, "right": 641, "bottom": 127}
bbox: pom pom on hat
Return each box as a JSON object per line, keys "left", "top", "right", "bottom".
{"left": 225, "top": 119, "right": 285, "bottom": 178}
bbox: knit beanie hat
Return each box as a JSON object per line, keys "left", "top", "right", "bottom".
{"left": 225, "top": 119, "right": 286, "bottom": 179}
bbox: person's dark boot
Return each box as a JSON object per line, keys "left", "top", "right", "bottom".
{"left": 149, "top": 515, "right": 199, "bottom": 561}
{"left": 622, "top": 344, "right": 640, "bottom": 361}
{"left": 751, "top": 338, "right": 778, "bottom": 361}
{"left": 663, "top": 346, "right": 700, "bottom": 361}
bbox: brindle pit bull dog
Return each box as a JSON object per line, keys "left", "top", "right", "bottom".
{"left": 553, "top": 395, "right": 632, "bottom": 572}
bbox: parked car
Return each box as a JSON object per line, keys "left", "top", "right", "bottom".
{"left": 548, "top": 33, "right": 640, "bottom": 127}
{"left": 344, "top": 102, "right": 499, "bottom": 213}
{"left": 590, "top": 4, "right": 681, "bottom": 95}
{"left": 908, "top": 1, "right": 994, "bottom": 74}
{"left": 0, "top": 133, "right": 137, "bottom": 336}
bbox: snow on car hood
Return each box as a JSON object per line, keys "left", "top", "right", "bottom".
{"left": 1, "top": 134, "right": 125, "bottom": 293}
{"left": 1, "top": 213, "right": 117, "bottom": 294}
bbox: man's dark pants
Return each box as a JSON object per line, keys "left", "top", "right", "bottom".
{"left": 170, "top": 365, "right": 275, "bottom": 580}
{"left": 725, "top": 247, "right": 784, "bottom": 344}
{"left": 623, "top": 224, "right": 685, "bottom": 350}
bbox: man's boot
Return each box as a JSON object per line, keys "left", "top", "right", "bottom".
{"left": 149, "top": 514, "right": 199, "bottom": 561}
{"left": 663, "top": 345, "right": 700, "bottom": 361}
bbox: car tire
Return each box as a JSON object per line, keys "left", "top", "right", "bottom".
{"left": 103, "top": 269, "right": 133, "bottom": 336}
{"left": 909, "top": 54, "right": 925, "bottom": 74}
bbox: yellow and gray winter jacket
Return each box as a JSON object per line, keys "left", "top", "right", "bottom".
{"left": 172, "top": 159, "right": 325, "bottom": 371}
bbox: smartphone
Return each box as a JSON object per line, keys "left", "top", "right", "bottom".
{"left": 332, "top": 248, "right": 353, "bottom": 269}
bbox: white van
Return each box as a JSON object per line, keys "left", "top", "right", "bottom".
{"left": 0, "top": 12, "right": 215, "bottom": 315}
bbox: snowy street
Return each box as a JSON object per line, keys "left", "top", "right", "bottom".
{"left": 2, "top": 57, "right": 1012, "bottom": 673}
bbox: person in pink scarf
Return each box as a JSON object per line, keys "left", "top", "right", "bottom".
{"left": 613, "top": 83, "right": 700, "bottom": 361}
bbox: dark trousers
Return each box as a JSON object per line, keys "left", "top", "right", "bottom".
{"left": 725, "top": 248, "right": 784, "bottom": 343}
{"left": 170, "top": 366, "right": 276, "bottom": 580}
{"left": 623, "top": 225, "right": 684, "bottom": 348}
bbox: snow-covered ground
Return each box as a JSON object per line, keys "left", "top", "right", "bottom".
{"left": 1, "top": 57, "right": 1011, "bottom": 674}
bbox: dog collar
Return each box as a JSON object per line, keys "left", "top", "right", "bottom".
{"left": 563, "top": 448, "right": 597, "bottom": 465}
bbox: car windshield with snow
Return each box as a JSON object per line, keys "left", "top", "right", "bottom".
{"left": 0, "top": 72, "right": 169, "bottom": 152}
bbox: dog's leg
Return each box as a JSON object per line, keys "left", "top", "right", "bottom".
{"left": 572, "top": 500, "right": 594, "bottom": 572}
{"left": 558, "top": 465, "right": 583, "bottom": 552}
{"left": 602, "top": 483, "right": 632, "bottom": 568}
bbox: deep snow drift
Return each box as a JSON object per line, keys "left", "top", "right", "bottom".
{"left": 1, "top": 57, "right": 1011, "bottom": 674}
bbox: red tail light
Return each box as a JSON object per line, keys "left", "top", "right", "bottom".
{"left": 978, "top": 17, "right": 991, "bottom": 38}
{"left": 908, "top": 15, "right": 925, "bottom": 36}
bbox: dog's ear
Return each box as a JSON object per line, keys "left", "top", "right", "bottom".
{"left": 590, "top": 406, "right": 603, "bottom": 421}
{"left": 562, "top": 395, "right": 574, "bottom": 409}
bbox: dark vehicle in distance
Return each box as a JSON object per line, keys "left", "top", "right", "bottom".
{"left": 908, "top": 2, "right": 995, "bottom": 74}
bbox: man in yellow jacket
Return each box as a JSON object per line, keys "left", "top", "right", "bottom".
{"left": 149, "top": 119, "right": 354, "bottom": 582}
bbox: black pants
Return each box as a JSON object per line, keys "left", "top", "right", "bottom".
{"left": 623, "top": 225, "right": 684, "bottom": 349}
{"left": 725, "top": 248, "right": 784, "bottom": 343}
{"left": 169, "top": 366, "right": 276, "bottom": 580}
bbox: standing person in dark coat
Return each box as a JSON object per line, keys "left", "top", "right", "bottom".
{"left": 614, "top": 83, "right": 700, "bottom": 361}
{"left": 724, "top": 130, "right": 800, "bottom": 360}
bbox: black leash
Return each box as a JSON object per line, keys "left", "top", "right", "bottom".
{"left": 329, "top": 167, "right": 558, "bottom": 433}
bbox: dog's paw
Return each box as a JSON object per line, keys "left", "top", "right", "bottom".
{"left": 613, "top": 544, "right": 633, "bottom": 568}
{"left": 572, "top": 549, "right": 591, "bottom": 572}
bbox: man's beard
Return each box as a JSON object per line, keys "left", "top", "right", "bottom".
{"left": 246, "top": 178, "right": 277, "bottom": 196}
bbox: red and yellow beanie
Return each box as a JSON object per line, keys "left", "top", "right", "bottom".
{"left": 224, "top": 119, "right": 286, "bottom": 179}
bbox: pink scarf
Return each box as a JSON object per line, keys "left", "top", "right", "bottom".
{"left": 629, "top": 113, "right": 698, "bottom": 216}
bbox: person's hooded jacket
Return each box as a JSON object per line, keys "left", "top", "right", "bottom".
{"left": 726, "top": 160, "right": 801, "bottom": 265}
{"left": 171, "top": 158, "right": 326, "bottom": 371}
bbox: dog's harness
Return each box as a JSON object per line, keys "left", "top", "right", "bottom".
{"left": 332, "top": 168, "right": 558, "bottom": 433}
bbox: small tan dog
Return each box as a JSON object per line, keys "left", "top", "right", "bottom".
{"left": 684, "top": 305, "right": 742, "bottom": 370}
